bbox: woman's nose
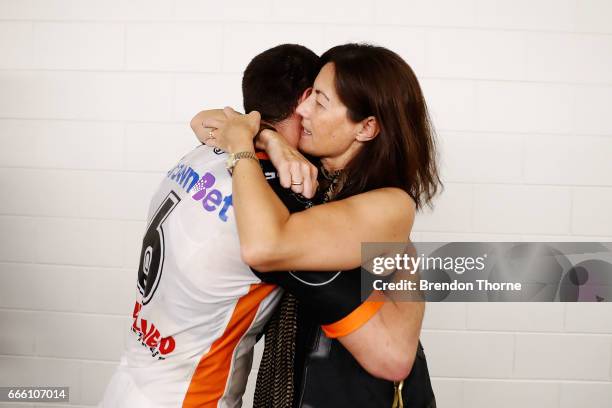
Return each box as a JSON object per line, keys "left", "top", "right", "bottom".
{"left": 296, "top": 94, "right": 312, "bottom": 118}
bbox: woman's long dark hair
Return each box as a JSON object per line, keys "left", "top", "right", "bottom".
{"left": 320, "top": 43, "right": 442, "bottom": 209}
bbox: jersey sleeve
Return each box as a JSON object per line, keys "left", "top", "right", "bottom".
{"left": 319, "top": 293, "right": 383, "bottom": 338}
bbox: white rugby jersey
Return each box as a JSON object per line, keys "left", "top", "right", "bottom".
{"left": 101, "top": 145, "right": 281, "bottom": 408}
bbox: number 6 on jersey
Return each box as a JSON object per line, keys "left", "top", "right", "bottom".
{"left": 138, "top": 192, "right": 181, "bottom": 305}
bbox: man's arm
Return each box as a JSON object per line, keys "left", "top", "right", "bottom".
{"left": 300, "top": 244, "right": 424, "bottom": 381}
{"left": 262, "top": 269, "right": 424, "bottom": 382}
{"left": 265, "top": 245, "right": 424, "bottom": 382}
{"left": 338, "top": 298, "right": 424, "bottom": 382}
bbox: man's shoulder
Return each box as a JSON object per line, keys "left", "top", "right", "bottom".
{"left": 185, "top": 144, "right": 227, "bottom": 162}
{"left": 170, "top": 145, "right": 228, "bottom": 175}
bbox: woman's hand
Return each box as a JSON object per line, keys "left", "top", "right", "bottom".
{"left": 258, "top": 129, "right": 318, "bottom": 199}
{"left": 190, "top": 109, "right": 225, "bottom": 144}
{"left": 203, "top": 107, "right": 318, "bottom": 198}
{"left": 202, "top": 107, "right": 261, "bottom": 153}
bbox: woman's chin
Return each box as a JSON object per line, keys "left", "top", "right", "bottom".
{"left": 298, "top": 134, "right": 314, "bottom": 154}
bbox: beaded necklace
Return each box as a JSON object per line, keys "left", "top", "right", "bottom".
{"left": 320, "top": 166, "right": 346, "bottom": 203}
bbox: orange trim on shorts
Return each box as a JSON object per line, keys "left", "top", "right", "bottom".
{"left": 182, "top": 283, "right": 276, "bottom": 407}
{"left": 321, "top": 291, "right": 385, "bottom": 339}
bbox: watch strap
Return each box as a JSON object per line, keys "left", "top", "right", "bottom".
{"left": 227, "top": 151, "right": 259, "bottom": 175}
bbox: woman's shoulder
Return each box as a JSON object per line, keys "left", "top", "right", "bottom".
{"left": 334, "top": 187, "right": 416, "bottom": 229}
{"left": 347, "top": 187, "right": 415, "bottom": 211}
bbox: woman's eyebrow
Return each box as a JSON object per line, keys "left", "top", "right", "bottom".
{"left": 314, "top": 89, "right": 330, "bottom": 102}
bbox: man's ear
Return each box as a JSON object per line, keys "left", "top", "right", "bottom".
{"left": 298, "top": 87, "right": 313, "bottom": 104}
{"left": 356, "top": 116, "right": 380, "bottom": 142}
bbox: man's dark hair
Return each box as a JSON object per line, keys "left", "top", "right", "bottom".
{"left": 243, "top": 44, "right": 321, "bottom": 124}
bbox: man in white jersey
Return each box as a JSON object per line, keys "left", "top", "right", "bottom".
{"left": 100, "top": 44, "right": 325, "bottom": 408}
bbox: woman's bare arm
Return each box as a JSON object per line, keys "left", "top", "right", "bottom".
{"left": 190, "top": 109, "right": 225, "bottom": 144}
{"left": 204, "top": 108, "right": 416, "bottom": 272}
{"left": 239, "top": 183, "right": 415, "bottom": 272}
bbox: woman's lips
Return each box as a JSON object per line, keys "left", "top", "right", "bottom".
{"left": 301, "top": 122, "right": 312, "bottom": 136}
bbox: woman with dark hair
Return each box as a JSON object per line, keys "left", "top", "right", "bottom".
{"left": 205, "top": 43, "right": 440, "bottom": 407}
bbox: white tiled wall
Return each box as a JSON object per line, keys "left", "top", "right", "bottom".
{"left": 0, "top": 1, "right": 611, "bottom": 406}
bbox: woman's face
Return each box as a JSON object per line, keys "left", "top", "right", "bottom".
{"left": 296, "top": 63, "right": 361, "bottom": 165}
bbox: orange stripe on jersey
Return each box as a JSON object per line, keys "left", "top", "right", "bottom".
{"left": 182, "top": 283, "right": 275, "bottom": 407}
{"left": 321, "top": 291, "right": 385, "bottom": 339}
{"left": 255, "top": 151, "right": 269, "bottom": 160}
